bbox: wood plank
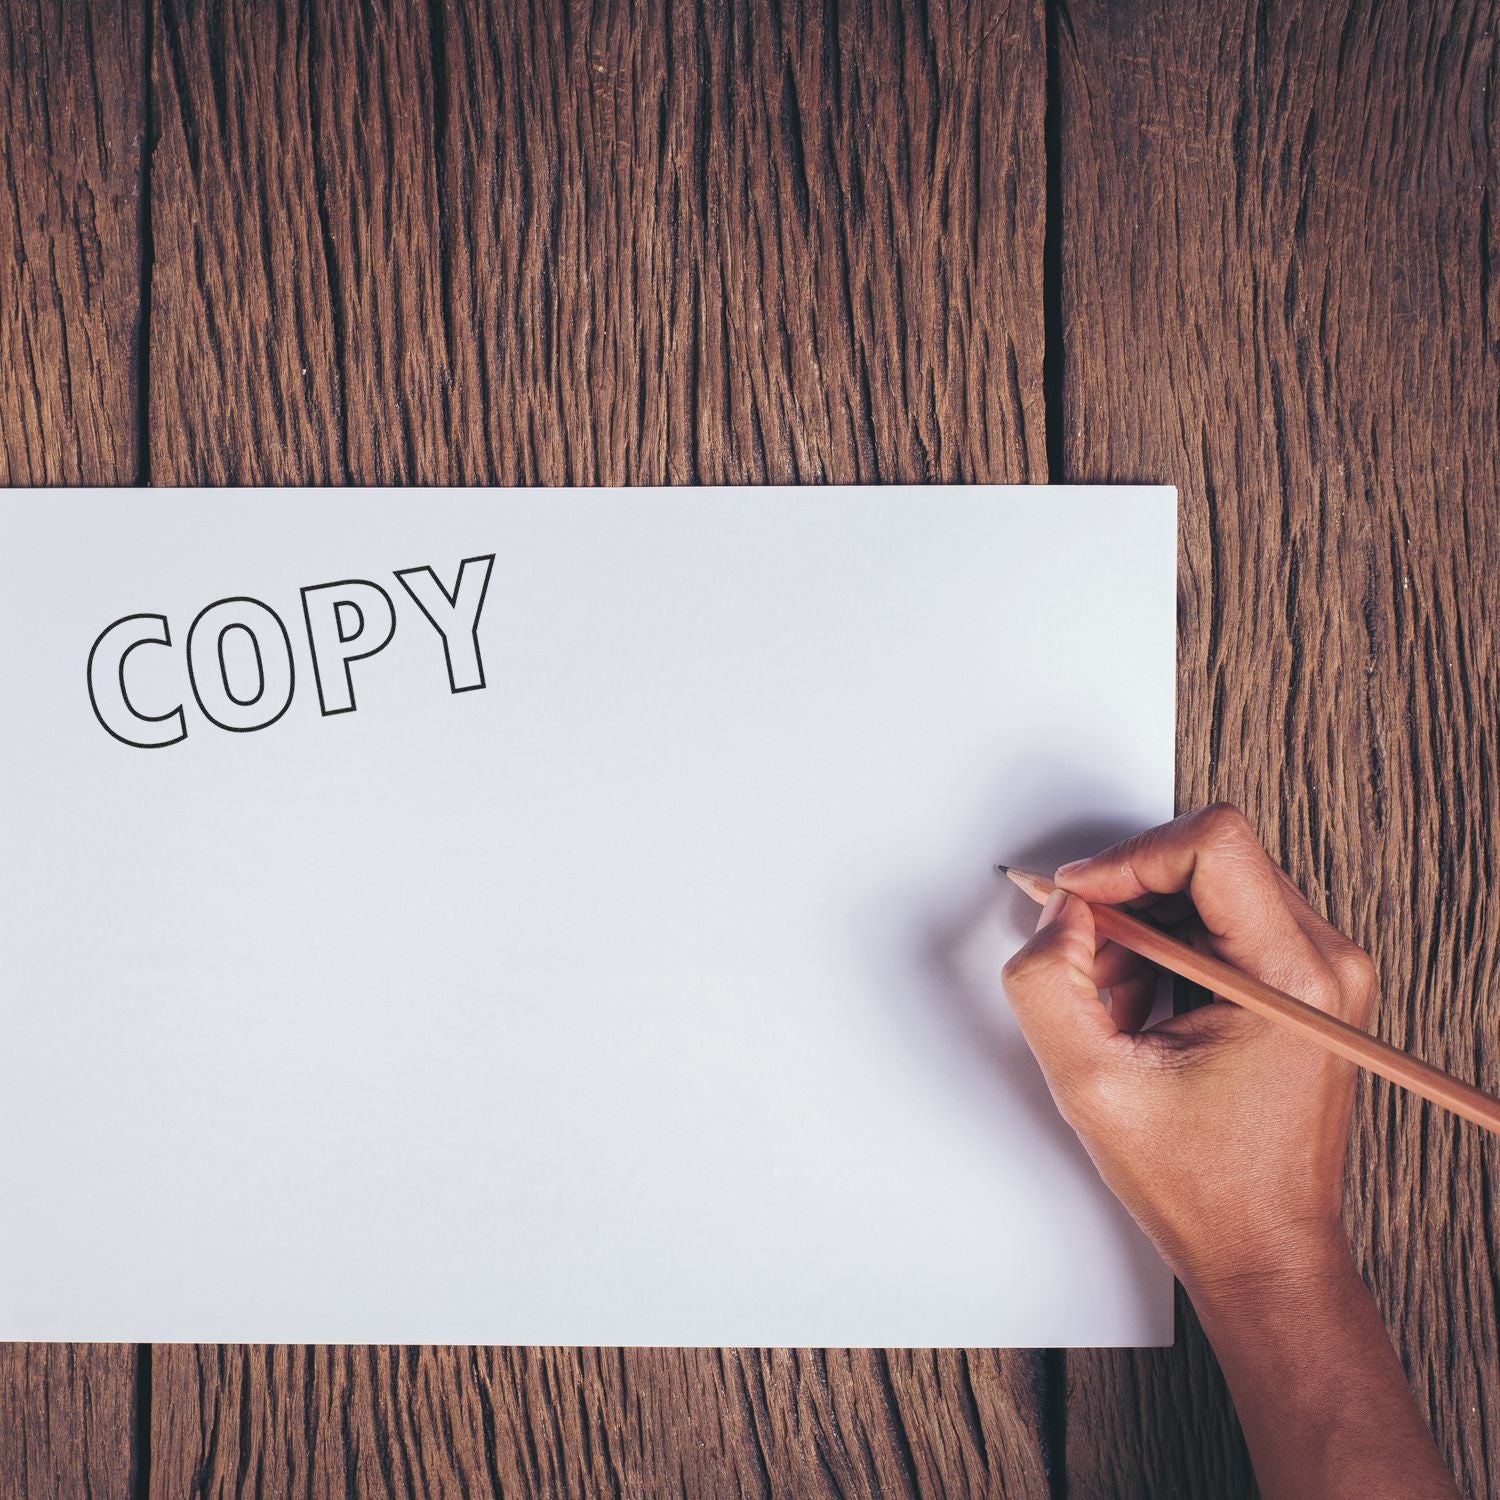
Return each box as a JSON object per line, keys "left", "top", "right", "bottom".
{"left": 1, "top": 0, "right": 145, "bottom": 1493}
{"left": 145, "top": 1, "right": 1052, "bottom": 1494}
{"left": 150, "top": 0, "right": 1047, "bottom": 490}
{"left": 150, "top": 1346, "right": 1047, "bottom": 1498}
{"left": 0, "top": 1346, "right": 141, "bottom": 1500}
{"left": 1058, "top": 0, "right": 1500, "bottom": 1495}
{"left": 431, "top": 0, "right": 1048, "bottom": 486}
{"left": 148, "top": 0, "right": 346, "bottom": 484}
{"left": 1, "top": 0, "right": 142, "bottom": 482}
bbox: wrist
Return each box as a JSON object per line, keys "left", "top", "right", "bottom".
{"left": 1177, "top": 1226, "right": 1460, "bottom": 1500}
{"left": 1174, "top": 1220, "right": 1356, "bottom": 1319}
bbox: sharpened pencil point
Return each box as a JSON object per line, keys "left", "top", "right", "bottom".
{"left": 993, "top": 862, "right": 1010, "bottom": 876}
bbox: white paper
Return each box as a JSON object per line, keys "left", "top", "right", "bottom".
{"left": 0, "top": 484, "right": 1176, "bottom": 1346}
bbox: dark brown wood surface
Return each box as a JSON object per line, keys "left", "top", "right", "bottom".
{"left": 1, "top": 0, "right": 142, "bottom": 485}
{"left": 2, "top": 0, "right": 1496, "bottom": 1494}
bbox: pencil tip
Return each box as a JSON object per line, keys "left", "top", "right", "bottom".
{"left": 993, "top": 862, "right": 1010, "bottom": 876}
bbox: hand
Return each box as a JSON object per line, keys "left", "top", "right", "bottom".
{"left": 1001, "top": 802, "right": 1374, "bottom": 1297}
{"left": 1001, "top": 804, "right": 1459, "bottom": 1498}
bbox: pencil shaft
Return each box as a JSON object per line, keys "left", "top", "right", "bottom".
{"left": 1002, "top": 868, "right": 1500, "bottom": 1137}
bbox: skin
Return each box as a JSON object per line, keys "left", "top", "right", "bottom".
{"left": 1001, "top": 802, "right": 1458, "bottom": 1499}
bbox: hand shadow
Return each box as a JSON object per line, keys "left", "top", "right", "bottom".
{"left": 891, "top": 762, "right": 1174, "bottom": 1314}
{"left": 918, "top": 809, "right": 1143, "bottom": 1162}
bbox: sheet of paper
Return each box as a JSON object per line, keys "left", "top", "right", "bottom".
{"left": 0, "top": 484, "right": 1176, "bottom": 1346}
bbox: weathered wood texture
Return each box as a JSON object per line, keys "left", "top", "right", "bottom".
{"left": 0, "top": 1, "right": 143, "bottom": 1495}
{"left": 149, "top": 0, "right": 1047, "bottom": 490}
{"left": 144, "top": 0, "right": 1052, "bottom": 1495}
{"left": 0, "top": 1346, "right": 140, "bottom": 1500}
{"left": 150, "top": 1347, "right": 1047, "bottom": 1499}
{"left": 1, "top": 0, "right": 142, "bottom": 481}
{"left": 1059, "top": 1, "right": 1500, "bottom": 1496}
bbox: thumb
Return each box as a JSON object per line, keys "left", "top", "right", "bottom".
{"left": 1001, "top": 891, "right": 1117, "bottom": 1080}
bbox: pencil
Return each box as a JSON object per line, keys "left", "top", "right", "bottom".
{"left": 998, "top": 865, "right": 1500, "bottom": 1138}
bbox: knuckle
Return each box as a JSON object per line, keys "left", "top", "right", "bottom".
{"left": 1001, "top": 945, "right": 1046, "bottom": 990}
{"left": 1116, "top": 850, "right": 1149, "bottom": 892}
{"left": 1300, "top": 970, "right": 1345, "bottom": 1012}
{"left": 1062, "top": 1059, "right": 1126, "bottom": 1123}
{"left": 1331, "top": 945, "right": 1378, "bottom": 1003}
{"left": 1003, "top": 927, "right": 1094, "bottom": 1004}
{"left": 1198, "top": 801, "right": 1254, "bottom": 847}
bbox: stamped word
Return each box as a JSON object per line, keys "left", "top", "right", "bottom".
{"left": 87, "top": 555, "right": 495, "bottom": 748}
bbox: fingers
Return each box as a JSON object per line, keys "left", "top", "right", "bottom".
{"left": 1090, "top": 940, "right": 1158, "bottom": 1031}
{"left": 1054, "top": 804, "right": 1281, "bottom": 939}
{"left": 1107, "top": 971, "right": 1158, "bottom": 1033}
{"left": 1124, "top": 891, "right": 1197, "bottom": 927}
{"left": 1092, "top": 939, "right": 1145, "bottom": 989}
{"left": 1052, "top": 803, "right": 1346, "bottom": 1011}
{"left": 1267, "top": 865, "right": 1379, "bottom": 1025}
{"left": 1001, "top": 892, "right": 1118, "bottom": 1083}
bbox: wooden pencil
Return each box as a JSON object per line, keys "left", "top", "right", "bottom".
{"left": 999, "top": 865, "right": 1500, "bottom": 1138}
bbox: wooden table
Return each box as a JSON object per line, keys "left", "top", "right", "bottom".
{"left": 3, "top": 1, "right": 1496, "bottom": 1494}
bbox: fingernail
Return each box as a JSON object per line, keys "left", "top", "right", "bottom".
{"left": 1055, "top": 859, "right": 1085, "bottom": 882}
{"left": 1036, "top": 889, "right": 1068, "bottom": 930}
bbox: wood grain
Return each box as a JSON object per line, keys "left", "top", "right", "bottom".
{"left": 1058, "top": 0, "right": 1500, "bottom": 1495}
{"left": 151, "top": 0, "right": 1047, "bottom": 491}
{"left": 145, "top": 0, "right": 1051, "bottom": 1495}
{"left": 1, "top": 1, "right": 143, "bottom": 1495}
{"left": 0, "top": 1346, "right": 141, "bottom": 1500}
{"left": 149, "top": 1346, "right": 1047, "bottom": 1499}
{"left": 1, "top": 0, "right": 142, "bottom": 482}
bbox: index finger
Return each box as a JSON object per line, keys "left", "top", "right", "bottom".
{"left": 1051, "top": 803, "right": 1338, "bottom": 1002}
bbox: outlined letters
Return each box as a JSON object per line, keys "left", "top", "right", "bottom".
{"left": 86, "top": 555, "right": 495, "bottom": 746}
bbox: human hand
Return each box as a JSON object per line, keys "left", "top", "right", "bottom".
{"left": 1000, "top": 802, "right": 1375, "bottom": 1298}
